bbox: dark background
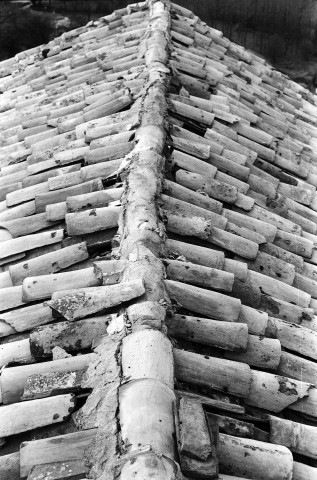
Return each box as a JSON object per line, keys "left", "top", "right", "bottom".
{"left": 1, "top": 0, "right": 317, "bottom": 88}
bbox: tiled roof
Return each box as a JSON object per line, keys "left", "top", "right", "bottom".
{"left": 0, "top": 1, "right": 317, "bottom": 479}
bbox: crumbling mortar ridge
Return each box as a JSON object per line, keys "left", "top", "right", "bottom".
{"left": 107, "top": 0, "right": 179, "bottom": 477}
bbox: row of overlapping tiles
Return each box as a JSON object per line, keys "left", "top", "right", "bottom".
{"left": 0, "top": 1, "right": 316, "bottom": 479}
{"left": 165, "top": 7, "right": 317, "bottom": 478}
{"left": 0, "top": 3, "right": 151, "bottom": 479}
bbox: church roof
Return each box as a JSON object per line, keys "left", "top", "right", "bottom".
{"left": 0, "top": 1, "right": 316, "bottom": 479}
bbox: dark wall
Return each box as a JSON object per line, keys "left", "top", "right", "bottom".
{"left": 34, "top": 0, "right": 126, "bottom": 15}
{"left": 0, "top": 4, "right": 51, "bottom": 60}
{"left": 176, "top": 0, "right": 317, "bottom": 63}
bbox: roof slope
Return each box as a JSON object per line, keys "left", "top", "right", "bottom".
{"left": 0, "top": 1, "right": 317, "bottom": 479}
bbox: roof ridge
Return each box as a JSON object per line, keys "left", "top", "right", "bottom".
{"left": 114, "top": 0, "right": 179, "bottom": 472}
{"left": 65, "top": 1, "right": 180, "bottom": 478}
